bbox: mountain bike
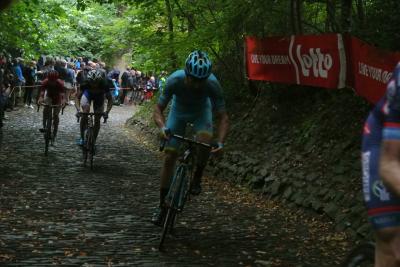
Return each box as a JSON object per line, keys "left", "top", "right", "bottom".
{"left": 77, "top": 112, "right": 107, "bottom": 170}
{"left": 158, "top": 133, "right": 213, "bottom": 250}
{"left": 37, "top": 103, "right": 64, "bottom": 155}
{"left": 341, "top": 242, "right": 374, "bottom": 267}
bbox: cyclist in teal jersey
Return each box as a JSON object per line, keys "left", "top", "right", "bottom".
{"left": 152, "top": 50, "right": 230, "bottom": 225}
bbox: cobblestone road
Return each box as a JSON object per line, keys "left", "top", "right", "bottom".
{"left": 0, "top": 105, "right": 351, "bottom": 266}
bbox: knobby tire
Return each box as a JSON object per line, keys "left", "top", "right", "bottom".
{"left": 159, "top": 208, "right": 176, "bottom": 250}
{"left": 44, "top": 108, "right": 52, "bottom": 156}
{"left": 159, "top": 166, "right": 187, "bottom": 250}
{"left": 83, "top": 129, "right": 89, "bottom": 166}
{"left": 89, "top": 129, "right": 94, "bottom": 170}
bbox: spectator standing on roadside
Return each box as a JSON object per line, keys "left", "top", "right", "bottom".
{"left": 107, "top": 69, "right": 121, "bottom": 105}
{"left": 12, "top": 57, "right": 25, "bottom": 107}
{"left": 146, "top": 75, "right": 157, "bottom": 101}
{"left": 23, "top": 60, "right": 36, "bottom": 108}
{"left": 54, "top": 59, "right": 68, "bottom": 81}
{"left": 120, "top": 67, "right": 131, "bottom": 105}
{"left": 65, "top": 62, "right": 76, "bottom": 105}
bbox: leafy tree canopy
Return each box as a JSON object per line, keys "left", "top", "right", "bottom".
{"left": 1, "top": 0, "right": 399, "bottom": 76}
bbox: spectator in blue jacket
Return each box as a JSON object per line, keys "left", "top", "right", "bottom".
{"left": 13, "top": 58, "right": 25, "bottom": 106}
{"left": 107, "top": 69, "right": 120, "bottom": 105}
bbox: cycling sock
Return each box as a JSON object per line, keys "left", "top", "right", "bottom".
{"left": 160, "top": 188, "right": 169, "bottom": 207}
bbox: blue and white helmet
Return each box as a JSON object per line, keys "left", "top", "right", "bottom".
{"left": 185, "top": 50, "right": 212, "bottom": 79}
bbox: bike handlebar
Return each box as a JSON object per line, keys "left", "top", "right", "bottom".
{"left": 159, "top": 133, "right": 214, "bottom": 152}
{"left": 76, "top": 112, "right": 108, "bottom": 123}
{"left": 36, "top": 103, "right": 66, "bottom": 115}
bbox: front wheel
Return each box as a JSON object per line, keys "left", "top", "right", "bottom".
{"left": 88, "top": 129, "right": 94, "bottom": 170}
{"left": 82, "top": 129, "right": 89, "bottom": 166}
{"left": 44, "top": 132, "right": 50, "bottom": 156}
{"left": 159, "top": 208, "right": 176, "bottom": 250}
{"left": 341, "top": 242, "right": 375, "bottom": 267}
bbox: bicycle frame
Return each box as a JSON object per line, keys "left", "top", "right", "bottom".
{"left": 77, "top": 112, "right": 107, "bottom": 169}
{"left": 165, "top": 148, "right": 194, "bottom": 212}
{"left": 159, "top": 133, "right": 212, "bottom": 250}
{"left": 37, "top": 103, "right": 64, "bottom": 155}
{"left": 162, "top": 134, "right": 212, "bottom": 210}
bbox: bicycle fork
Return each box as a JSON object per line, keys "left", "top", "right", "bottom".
{"left": 165, "top": 165, "right": 191, "bottom": 212}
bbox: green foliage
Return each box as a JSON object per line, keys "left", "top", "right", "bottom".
{"left": 134, "top": 91, "right": 160, "bottom": 124}
{"left": 0, "top": 0, "right": 118, "bottom": 62}
{"left": 0, "top": 0, "right": 66, "bottom": 58}
{"left": 1, "top": 0, "right": 400, "bottom": 82}
{"left": 358, "top": 1, "right": 400, "bottom": 50}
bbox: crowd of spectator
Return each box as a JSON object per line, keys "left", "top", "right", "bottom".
{"left": 0, "top": 53, "right": 168, "bottom": 127}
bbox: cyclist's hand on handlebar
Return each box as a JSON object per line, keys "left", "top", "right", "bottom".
{"left": 211, "top": 142, "right": 224, "bottom": 154}
{"left": 159, "top": 127, "right": 171, "bottom": 151}
{"left": 160, "top": 126, "right": 171, "bottom": 140}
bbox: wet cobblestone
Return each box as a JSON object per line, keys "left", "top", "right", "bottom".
{"left": 0, "top": 105, "right": 351, "bottom": 266}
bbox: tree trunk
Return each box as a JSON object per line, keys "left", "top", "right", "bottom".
{"left": 290, "top": 0, "right": 297, "bottom": 34}
{"left": 325, "top": 0, "right": 338, "bottom": 32}
{"left": 187, "top": 0, "right": 195, "bottom": 34}
{"left": 341, "top": 0, "right": 352, "bottom": 33}
{"left": 165, "top": 0, "right": 177, "bottom": 68}
{"left": 0, "top": 0, "right": 13, "bottom": 10}
{"left": 290, "top": 0, "right": 303, "bottom": 34}
{"left": 355, "top": 0, "right": 365, "bottom": 30}
{"left": 296, "top": 0, "right": 303, "bottom": 34}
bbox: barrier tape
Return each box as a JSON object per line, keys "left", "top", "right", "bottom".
{"left": 8, "top": 85, "right": 40, "bottom": 96}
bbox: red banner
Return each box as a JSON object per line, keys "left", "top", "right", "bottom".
{"left": 246, "top": 34, "right": 347, "bottom": 89}
{"left": 246, "top": 34, "right": 400, "bottom": 104}
{"left": 346, "top": 36, "right": 400, "bottom": 103}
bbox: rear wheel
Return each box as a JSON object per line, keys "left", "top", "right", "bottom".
{"left": 44, "top": 132, "right": 50, "bottom": 155}
{"left": 159, "top": 167, "right": 187, "bottom": 250}
{"left": 341, "top": 242, "right": 375, "bottom": 267}
{"left": 44, "top": 109, "right": 52, "bottom": 156}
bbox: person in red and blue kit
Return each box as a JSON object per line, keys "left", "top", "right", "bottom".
{"left": 362, "top": 63, "right": 400, "bottom": 266}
